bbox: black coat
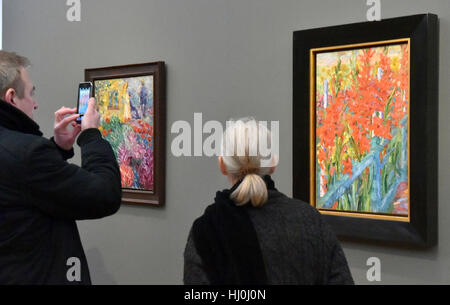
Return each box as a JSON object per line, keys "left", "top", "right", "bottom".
{"left": 0, "top": 100, "right": 122, "bottom": 285}
{"left": 184, "top": 190, "right": 354, "bottom": 285}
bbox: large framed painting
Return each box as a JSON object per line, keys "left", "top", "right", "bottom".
{"left": 85, "top": 62, "right": 166, "bottom": 206}
{"left": 293, "top": 14, "right": 438, "bottom": 247}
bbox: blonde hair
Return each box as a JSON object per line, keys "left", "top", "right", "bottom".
{"left": 0, "top": 51, "right": 30, "bottom": 99}
{"left": 221, "top": 118, "right": 274, "bottom": 207}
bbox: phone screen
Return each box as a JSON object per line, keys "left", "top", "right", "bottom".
{"left": 77, "top": 83, "right": 92, "bottom": 123}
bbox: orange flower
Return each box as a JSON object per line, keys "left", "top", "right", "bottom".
{"left": 102, "top": 130, "right": 108, "bottom": 137}
{"left": 372, "top": 117, "right": 392, "bottom": 140}
{"left": 330, "top": 166, "right": 336, "bottom": 177}
{"left": 342, "top": 158, "right": 353, "bottom": 178}
{"left": 317, "top": 148, "right": 327, "bottom": 164}
{"left": 105, "top": 117, "right": 111, "bottom": 123}
{"left": 120, "top": 164, "right": 134, "bottom": 188}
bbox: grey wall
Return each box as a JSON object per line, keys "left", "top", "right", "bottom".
{"left": 4, "top": 0, "right": 449, "bottom": 284}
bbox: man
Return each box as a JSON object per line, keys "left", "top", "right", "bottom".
{"left": 0, "top": 51, "right": 122, "bottom": 284}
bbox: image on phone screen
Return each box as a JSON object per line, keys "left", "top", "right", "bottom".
{"left": 77, "top": 85, "right": 91, "bottom": 123}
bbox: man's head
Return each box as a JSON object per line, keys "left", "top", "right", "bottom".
{"left": 0, "top": 51, "right": 37, "bottom": 120}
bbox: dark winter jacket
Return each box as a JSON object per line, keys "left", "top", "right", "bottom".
{"left": 184, "top": 189, "right": 354, "bottom": 285}
{"left": 0, "top": 100, "right": 122, "bottom": 285}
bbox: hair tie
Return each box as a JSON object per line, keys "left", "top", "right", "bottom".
{"left": 239, "top": 164, "right": 259, "bottom": 177}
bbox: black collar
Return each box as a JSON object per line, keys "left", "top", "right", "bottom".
{"left": 191, "top": 176, "right": 276, "bottom": 285}
{"left": 0, "top": 99, "right": 42, "bottom": 136}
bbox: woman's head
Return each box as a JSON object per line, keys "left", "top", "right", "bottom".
{"left": 219, "top": 117, "right": 277, "bottom": 207}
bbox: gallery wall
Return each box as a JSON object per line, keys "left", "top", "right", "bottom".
{"left": 4, "top": 0, "right": 449, "bottom": 284}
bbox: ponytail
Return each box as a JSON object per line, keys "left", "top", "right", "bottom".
{"left": 230, "top": 174, "right": 268, "bottom": 207}
{"left": 221, "top": 117, "right": 275, "bottom": 208}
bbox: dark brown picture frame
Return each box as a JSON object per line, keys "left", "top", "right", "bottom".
{"left": 85, "top": 62, "right": 166, "bottom": 207}
{"left": 293, "top": 14, "right": 438, "bottom": 247}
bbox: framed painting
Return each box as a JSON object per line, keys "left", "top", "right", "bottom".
{"left": 293, "top": 14, "right": 438, "bottom": 247}
{"left": 85, "top": 62, "right": 166, "bottom": 206}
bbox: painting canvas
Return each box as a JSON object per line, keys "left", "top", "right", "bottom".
{"left": 313, "top": 41, "right": 410, "bottom": 218}
{"left": 86, "top": 62, "right": 166, "bottom": 206}
{"left": 293, "top": 14, "right": 438, "bottom": 247}
{"left": 95, "top": 76, "right": 155, "bottom": 191}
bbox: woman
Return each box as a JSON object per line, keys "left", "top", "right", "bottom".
{"left": 183, "top": 118, "right": 354, "bottom": 285}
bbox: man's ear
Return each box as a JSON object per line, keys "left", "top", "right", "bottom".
{"left": 218, "top": 156, "right": 228, "bottom": 176}
{"left": 3, "top": 88, "right": 17, "bottom": 105}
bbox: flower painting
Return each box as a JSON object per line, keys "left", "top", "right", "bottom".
{"left": 314, "top": 41, "right": 410, "bottom": 217}
{"left": 95, "top": 76, "right": 154, "bottom": 191}
{"left": 295, "top": 15, "right": 438, "bottom": 246}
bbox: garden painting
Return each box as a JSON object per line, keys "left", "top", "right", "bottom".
{"left": 314, "top": 42, "right": 409, "bottom": 216}
{"left": 95, "top": 76, "right": 154, "bottom": 191}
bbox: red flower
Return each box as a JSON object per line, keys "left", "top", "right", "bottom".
{"left": 342, "top": 158, "right": 353, "bottom": 178}
{"left": 372, "top": 117, "right": 392, "bottom": 140}
{"left": 332, "top": 202, "right": 338, "bottom": 210}
{"left": 120, "top": 164, "right": 134, "bottom": 188}
{"left": 330, "top": 166, "right": 336, "bottom": 177}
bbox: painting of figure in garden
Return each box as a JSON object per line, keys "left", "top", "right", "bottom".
{"left": 95, "top": 76, "right": 154, "bottom": 191}
{"left": 315, "top": 42, "right": 409, "bottom": 216}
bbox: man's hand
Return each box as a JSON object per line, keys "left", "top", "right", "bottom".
{"left": 82, "top": 98, "right": 100, "bottom": 131}
{"left": 54, "top": 107, "right": 82, "bottom": 151}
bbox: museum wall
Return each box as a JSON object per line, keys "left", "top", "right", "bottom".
{"left": 4, "top": 0, "right": 449, "bottom": 284}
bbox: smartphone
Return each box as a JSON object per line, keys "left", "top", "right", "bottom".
{"left": 76, "top": 82, "right": 93, "bottom": 124}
